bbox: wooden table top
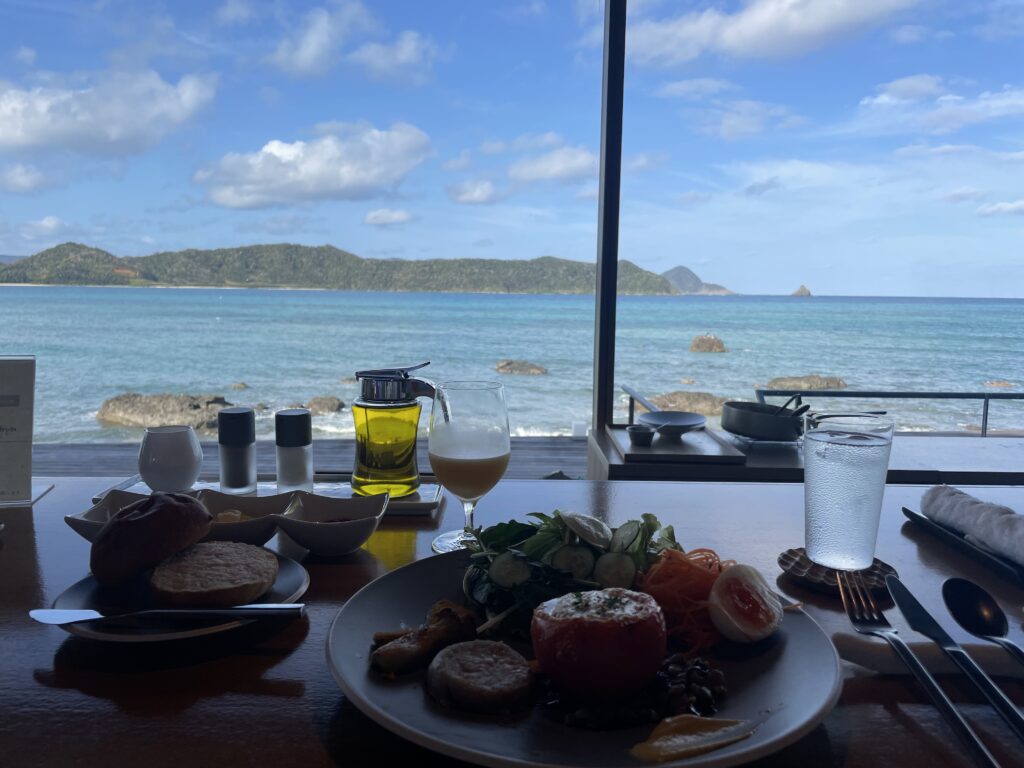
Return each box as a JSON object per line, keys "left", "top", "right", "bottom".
{"left": 2, "top": 477, "right": 1024, "bottom": 767}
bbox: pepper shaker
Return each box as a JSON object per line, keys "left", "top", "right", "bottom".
{"left": 276, "top": 408, "right": 313, "bottom": 493}
{"left": 218, "top": 407, "right": 257, "bottom": 495}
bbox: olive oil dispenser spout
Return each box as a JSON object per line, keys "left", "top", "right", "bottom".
{"left": 351, "top": 362, "right": 435, "bottom": 497}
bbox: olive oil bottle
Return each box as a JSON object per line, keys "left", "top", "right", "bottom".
{"left": 351, "top": 363, "right": 435, "bottom": 498}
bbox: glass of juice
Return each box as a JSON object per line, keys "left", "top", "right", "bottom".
{"left": 428, "top": 381, "right": 510, "bottom": 553}
{"left": 803, "top": 413, "right": 894, "bottom": 571}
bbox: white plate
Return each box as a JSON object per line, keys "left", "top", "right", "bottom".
{"left": 52, "top": 551, "right": 309, "bottom": 643}
{"left": 326, "top": 551, "right": 842, "bottom": 768}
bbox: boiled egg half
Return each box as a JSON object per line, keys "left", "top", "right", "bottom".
{"left": 707, "top": 564, "right": 783, "bottom": 643}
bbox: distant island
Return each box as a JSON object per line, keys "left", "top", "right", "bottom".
{"left": 0, "top": 242, "right": 737, "bottom": 296}
{"left": 661, "top": 266, "right": 734, "bottom": 296}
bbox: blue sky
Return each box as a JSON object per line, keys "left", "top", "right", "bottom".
{"left": 1, "top": 0, "right": 1023, "bottom": 296}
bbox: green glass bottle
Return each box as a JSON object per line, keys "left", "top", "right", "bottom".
{"left": 350, "top": 363, "right": 434, "bottom": 498}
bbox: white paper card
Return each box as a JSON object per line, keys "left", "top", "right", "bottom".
{"left": 0, "top": 356, "right": 35, "bottom": 502}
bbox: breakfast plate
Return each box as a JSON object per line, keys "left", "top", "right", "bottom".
{"left": 51, "top": 551, "right": 309, "bottom": 643}
{"left": 326, "top": 551, "right": 842, "bottom": 768}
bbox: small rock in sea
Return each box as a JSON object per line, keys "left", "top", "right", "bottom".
{"left": 339, "top": 376, "right": 358, "bottom": 385}
{"left": 496, "top": 359, "right": 548, "bottom": 375}
{"left": 306, "top": 396, "right": 345, "bottom": 414}
{"left": 984, "top": 380, "right": 1013, "bottom": 388}
{"left": 689, "top": 334, "right": 727, "bottom": 353}
{"left": 792, "top": 284, "right": 812, "bottom": 297}
{"left": 255, "top": 403, "right": 268, "bottom": 413}
{"left": 680, "top": 377, "right": 696, "bottom": 385}
{"left": 230, "top": 381, "right": 248, "bottom": 390}
{"left": 96, "top": 393, "right": 232, "bottom": 433}
{"left": 647, "top": 391, "right": 727, "bottom": 416}
{"left": 767, "top": 375, "right": 846, "bottom": 391}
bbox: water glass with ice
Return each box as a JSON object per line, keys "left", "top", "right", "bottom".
{"left": 803, "top": 414, "right": 894, "bottom": 571}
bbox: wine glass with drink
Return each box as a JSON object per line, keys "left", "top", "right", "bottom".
{"left": 429, "top": 381, "right": 511, "bottom": 554}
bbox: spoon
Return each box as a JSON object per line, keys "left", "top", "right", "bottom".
{"left": 942, "top": 578, "right": 1024, "bottom": 666}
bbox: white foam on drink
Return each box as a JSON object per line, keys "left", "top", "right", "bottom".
{"left": 428, "top": 421, "right": 510, "bottom": 460}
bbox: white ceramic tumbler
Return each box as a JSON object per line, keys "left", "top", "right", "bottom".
{"left": 138, "top": 425, "right": 203, "bottom": 493}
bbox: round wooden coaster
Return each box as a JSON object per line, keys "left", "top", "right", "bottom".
{"left": 778, "top": 548, "right": 898, "bottom": 595}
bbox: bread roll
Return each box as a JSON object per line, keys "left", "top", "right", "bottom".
{"left": 90, "top": 492, "right": 213, "bottom": 586}
{"left": 150, "top": 541, "right": 278, "bottom": 607}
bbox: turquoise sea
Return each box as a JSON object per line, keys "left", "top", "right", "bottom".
{"left": 1, "top": 286, "right": 1022, "bottom": 441}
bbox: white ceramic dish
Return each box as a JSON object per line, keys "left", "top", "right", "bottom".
{"left": 52, "top": 551, "right": 309, "bottom": 643}
{"left": 326, "top": 551, "right": 843, "bottom": 768}
{"left": 65, "top": 489, "right": 292, "bottom": 546}
{"left": 275, "top": 492, "right": 388, "bottom": 556}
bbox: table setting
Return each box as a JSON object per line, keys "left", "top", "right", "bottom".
{"left": 2, "top": 383, "right": 1024, "bottom": 767}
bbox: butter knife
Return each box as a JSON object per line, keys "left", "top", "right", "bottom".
{"left": 30, "top": 603, "right": 305, "bottom": 626}
{"left": 887, "top": 575, "right": 1024, "bottom": 743}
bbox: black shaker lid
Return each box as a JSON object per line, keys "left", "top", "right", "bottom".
{"left": 218, "top": 406, "right": 255, "bottom": 446}
{"left": 275, "top": 408, "right": 312, "bottom": 447}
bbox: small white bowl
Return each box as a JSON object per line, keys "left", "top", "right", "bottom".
{"left": 275, "top": 492, "right": 389, "bottom": 557}
{"left": 193, "top": 489, "right": 292, "bottom": 546}
{"left": 65, "top": 490, "right": 149, "bottom": 542}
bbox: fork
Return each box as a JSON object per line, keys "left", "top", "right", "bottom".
{"left": 837, "top": 570, "right": 1001, "bottom": 768}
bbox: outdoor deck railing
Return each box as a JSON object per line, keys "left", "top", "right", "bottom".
{"left": 754, "top": 389, "right": 1024, "bottom": 437}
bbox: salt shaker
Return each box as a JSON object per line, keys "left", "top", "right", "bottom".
{"left": 218, "top": 407, "right": 256, "bottom": 495}
{"left": 275, "top": 408, "right": 313, "bottom": 493}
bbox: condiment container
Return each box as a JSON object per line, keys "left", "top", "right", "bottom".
{"left": 276, "top": 408, "right": 313, "bottom": 493}
{"left": 218, "top": 406, "right": 256, "bottom": 495}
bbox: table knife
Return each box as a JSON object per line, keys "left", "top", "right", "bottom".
{"left": 887, "top": 575, "right": 1024, "bottom": 743}
{"left": 30, "top": 603, "right": 305, "bottom": 626}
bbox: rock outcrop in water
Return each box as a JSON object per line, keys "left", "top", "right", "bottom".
{"left": 648, "top": 391, "right": 728, "bottom": 416}
{"left": 689, "top": 334, "right": 727, "bottom": 353}
{"left": 496, "top": 360, "right": 548, "bottom": 375}
{"left": 792, "top": 285, "right": 812, "bottom": 297}
{"left": 97, "top": 393, "right": 232, "bottom": 431}
{"left": 661, "top": 266, "right": 735, "bottom": 295}
{"left": 767, "top": 375, "right": 846, "bottom": 390}
{"left": 306, "top": 396, "right": 344, "bottom": 414}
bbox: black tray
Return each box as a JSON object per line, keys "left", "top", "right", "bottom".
{"left": 902, "top": 506, "right": 1024, "bottom": 585}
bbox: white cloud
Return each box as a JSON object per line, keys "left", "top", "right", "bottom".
{"left": 508, "top": 146, "right": 598, "bottom": 183}
{"left": 216, "top": 0, "right": 253, "bottom": 25}
{"left": 625, "top": 153, "right": 666, "bottom": 172}
{"left": 448, "top": 179, "right": 498, "bottom": 204}
{"left": 364, "top": 208, "right": 413, "bottom": 226}
{"left": 888, "top": 24, "right": 952, "bottom": 44}
{"left": 689, "top": 99, "right": 800, "bottom": 140}
{"left": 196, "top": 121, "right": 432, "bottom": 208}
{"left": 656, "top": 78, "right": 737, "bottom": 99}
{"left": 1, "top": 164, "right": 44, "bottom": 192}
{"left": 896, "top": 143, "right": 978, "bottom": 156}
{"left": 0, "top": 70, "right": 216, "bottom": 154}
{"left": 679, "top": 190, "right": 712, "bottom": 204}
{"left": 744, "top": 176, "right": 783, "bottom": 196}
{"left": 443, "top": 149, "right": 472, "bottom": 171}
{"left": 20, "top": 215, "right": 64, "bottom": 240}
{"left": 941, "top": 187, "right": 986, "bottom": 203}
{"left": 978, "top": 200, "right": 1024, "bottom": 216}
{"left": 479, "top": 132, "right": 562, "bottom": 155}
{"left": 348, "top": 30, "right": 440, "bottom": 83}
{"left": 269, "top": 2, "right": 373, "bottom": 76}
{"left": 628, "top": 0, "right": 919, "bottom": 66}
{"left": 861, "top": 74, "right": 946, "bottom": 105}
{"left": 853, "top": 84, "right": 1024, "bottom": 135}
{"left": 14, "top": 46, "right": 36, "bottom": 65}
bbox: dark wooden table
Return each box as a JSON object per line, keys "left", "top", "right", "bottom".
{"left": 2, "top": 477, "right": 1024, "bottom": 767}
{"left": 589, "top": 428, "right": 1024, "bottom": 486}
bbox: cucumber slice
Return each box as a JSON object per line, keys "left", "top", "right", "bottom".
{"left": 560, "top": 510, "right": 612, "bottom": 549}
{"left": 593, "top": 552, "right": 637, "bottom": 589}
{"left": 488, "top": 551, "right": 531, "bottom": 588}
{"left": 609, "top": 520, "right": 642, "bottom": 553}
{"left": 551, "top": 544, "right": 596, "bottom": 579}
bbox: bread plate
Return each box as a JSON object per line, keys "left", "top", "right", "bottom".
{"left": 50, "top": 550, "right": 309, "bottom": 643}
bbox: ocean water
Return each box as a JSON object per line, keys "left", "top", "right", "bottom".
{"left": 1, "top": 285, "right": 1022, "bottom": 442}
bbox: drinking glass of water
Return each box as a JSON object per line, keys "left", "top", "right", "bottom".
{"left": 803, "top": 414, "right": 894, "bottom": 571}
{"left": 429, "top": 382, "right": 511, "bottom": 554}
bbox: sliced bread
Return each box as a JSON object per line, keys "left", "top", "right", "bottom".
{"left": 151, "top": 541, "right": 279, "bottom": 607}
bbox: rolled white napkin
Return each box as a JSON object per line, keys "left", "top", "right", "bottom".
{"left": 834, "top": 633, "right": 1024, "bottom": 678}
{"left": 921, "top": 485, "right": 1024, "bottom": 566}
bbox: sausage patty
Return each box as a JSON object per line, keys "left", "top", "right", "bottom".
{"left": 426, "top": 640, "right": 533, "bottom": 713}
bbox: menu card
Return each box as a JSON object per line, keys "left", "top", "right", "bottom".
{"left": 0, "top": 356, "right": 34, "bottom": 503}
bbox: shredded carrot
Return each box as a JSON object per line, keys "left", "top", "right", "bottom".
{"left": 638, "top": 548, "right": 734, "bottom": 655}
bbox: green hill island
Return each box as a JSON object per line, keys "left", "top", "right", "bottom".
{"left": 0, "top": 242, "right": 734, "bottom": 296}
